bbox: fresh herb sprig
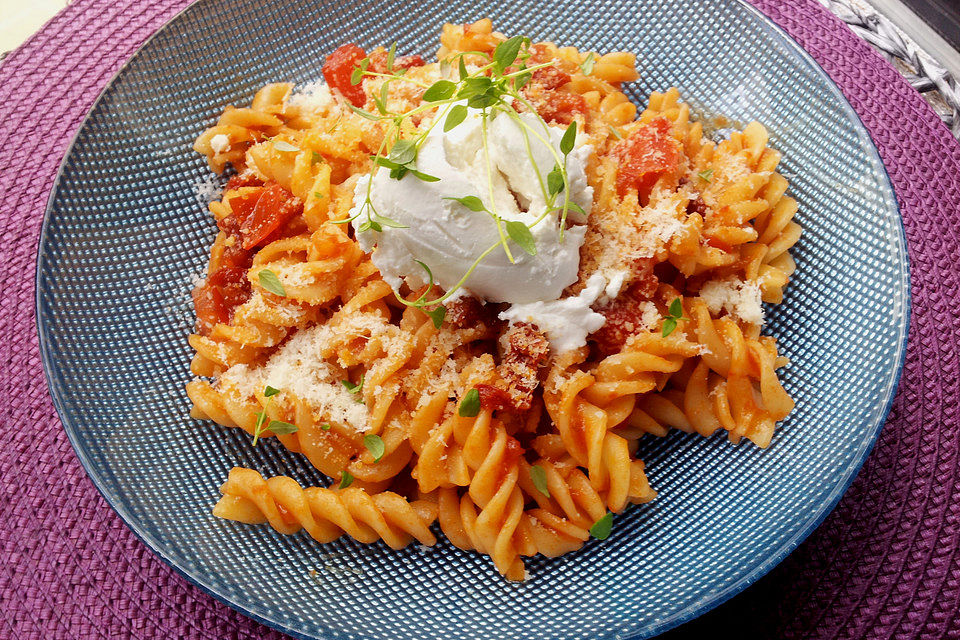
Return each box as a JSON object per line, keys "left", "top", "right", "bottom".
{"left": 252, "top": 385, "right": 299, "bottom": 445}
{"left": 336, "top": 37, "right": 586, "bottom": 325}
{"left": 661, "top": 298, "right": 685, "bottom": 338}
{"left": 341, "top": 373, "right": 365, "bottom": 402}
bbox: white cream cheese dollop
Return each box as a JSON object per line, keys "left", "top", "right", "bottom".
{"left": 351, "top": 106, "right": 593, "bottom": 305}
{"left": 498, "top": 272, "right": 608, "bottom": 354}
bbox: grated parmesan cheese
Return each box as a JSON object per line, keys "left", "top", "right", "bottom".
{"left": 288, "top": 81, "right": 337, "bottom": 113}
{"left": 193, "top": 174, "right": 222, "bottom": 205}
{"left": 699, "top": 277, "right": 764, "bottom": 325}
{"left": 210, "top": 134, "right": 231, "bottom": 154}
{"left": 216, "top": 315, "right": 399, "bottom": 431}
{"left": 638, "top": 301, "right": 660, "bottom": 332}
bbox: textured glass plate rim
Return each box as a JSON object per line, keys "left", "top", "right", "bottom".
{"left": 33, "top": 1, "right": 911, "bottom": 638}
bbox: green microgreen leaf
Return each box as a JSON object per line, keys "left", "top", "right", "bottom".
{"left": 388, "top": 139, "right": 417, "bottom": 165}
{"left": 530, "top": 464, "right": 550, "bottom": 497}
{"left": 374, "top": 82, "right": 389, "bottom": 114}
{"left": 467, "top": 93, "right": 498, "bottom": 109}
{"left": 313, "top": 191, "right": 324, "bottom": 199}
{"left": 590, "top": 513, "right": 614, "bottom": 540}
{"left": 668, "top": 297, "right": 683, "bottom": 318}
{"left": 258, "top": 269, "right": 286, "bottom": 297}
{"left": 580, "top": 52, "right": 596, "bottom": 76}
{"left": 373, "top": 156, "right": 403, "bottom": 170}
{"left": 513, "top": 71, "right": 532, "bottom": 90}
{"left": 505, "top": 220, "right": 537, "bottom": 256}
{"left": 410, "top": 169, "right": 440, "bottom": 182}
{"left": 386, "top": 42, "right": 397, "bottom": 71}
{"left": 661, "top": 317, "right": 678, "bottom": 337}
{"left": 252, "top": 410, "right": 268, "bottom": 446}
{"left": 412, "top": 260, "right": 435, "bottom": 301}
{"left": 608, "top": 125, "right": 624, "bottom": 140}
{"left": 493, "top": 35, "right": 524, "bottom": 73}
{"left": 372, "top": 212, "right": 409, "bottom": 229}
{"left": 342, "top": 373, "right": 364, "bottom": 400}
{"left": 348, "top": 104, "right": 382, "bottom": 121}
{"left": 363, "top": 434, "right": 386, "bottom": 462}
{"left": 423, "top": 79, "right": 457, "bottom": 102}
{"left": 458, "top": 388, "right": 481, "bottom": 417}
{"left": 560, "top": 120, "right": 577, "bottom": 155}
{"left": 698, "top": 168, "right": 714, "bottom": 182}
{"left": 444, "top": 104, "right": 468, "bottom": 132}
{"left": 350, "top": 65, "right": 364, "bottom": 85}
{"left": 311, "top": 151, "right": 321, "bottom": 164}
{"left": 272, "top": 140, "right": 300, "bottom": 152}
{"left": 320, "top": 423, "right": 331, "bottom": 431}
{"left": 458, "top": 56, "right": 469, "bottom": 81}
{"left": 444, "top": 195, "right": 486, "bottom": 212}
{"left": 339, "top": 471, "right": 354, "bottom": 489}
{"left": 457, "top": 76, "right": 494, "bottom": 99}
{"left": 424, "top": 304, "right": 446, "bottom": 329}
{"left": 547, "top": 164, "right": 564, "bottom": 196}
{"left": 662, "top": 297, "right": 684, "bottom": 337}
{"left": 264, "top": 386, "right": 281, "bottom": 397}
{"left": 268, "top": 420, "right": 298, "bottom": 435}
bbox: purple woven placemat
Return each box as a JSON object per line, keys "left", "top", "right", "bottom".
{"left": 1, "top": 0, "right": 958, "bottom": 638}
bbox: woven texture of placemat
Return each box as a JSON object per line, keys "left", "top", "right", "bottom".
{"left": 1, "top": 1, "right": 958, "bottom": 638}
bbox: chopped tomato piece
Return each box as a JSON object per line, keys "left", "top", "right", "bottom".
{"left": 218, "top": 238, "right": 253, "bottom": 271}
{"left": 226, "top": 184, "right": 301, "bottom": 250}
{"left": 193, "top": 266, "right": 251, "bottom": 334}
{"left": 590, "top": 260, "right": 659, "bottom": 357}
{"left": 225, "top": 171, "right": 264, "bottom": 191}
{"left": 218, "top": 187, "right": 264, "bottom": 228}
{"left": 394, "top": 55, "right": 426, "bottom": 70}
{"left": 533, "top": 90, "right": 586, "bottom": 125}
{"left": 322, "top": 43, "right": 368, "bottom": 107}
{"left": 614, "top": 118, "right": 681, "bottom": 199}
{"left": 532, "top": 66, "right": 570, "bottom": 91}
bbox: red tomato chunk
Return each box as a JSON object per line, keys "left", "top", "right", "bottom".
{"left": 614, "top": 118, "right": 681, "bottom": 199}
{"left": 322, "top": 43, "right": 368, "bottom": 107}
{"left": 193, "top": 266, "right": 251, "bottom": 334}
{"left": 226, "top": 184, "right": 302, "bottom": 250}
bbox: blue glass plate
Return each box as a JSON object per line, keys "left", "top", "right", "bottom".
{"left": 36, "top": 1, "right": 910, "bottom": 638}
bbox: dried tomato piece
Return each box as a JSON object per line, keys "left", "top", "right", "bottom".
{"left": 614, "top": 117, "right": 681, "bottom": 199}
{"left": 322, "top": 43, "right": 368, "bottom": 107}
{"left": 477, "top": 384, "right": 514, "bottom": 413}
{"left": 193, "top": 266, "right": 251, "bottom": 334}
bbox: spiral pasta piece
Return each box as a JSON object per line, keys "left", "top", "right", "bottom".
{"left": 214, "top": 468, "right": 438, "bottom": 549}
